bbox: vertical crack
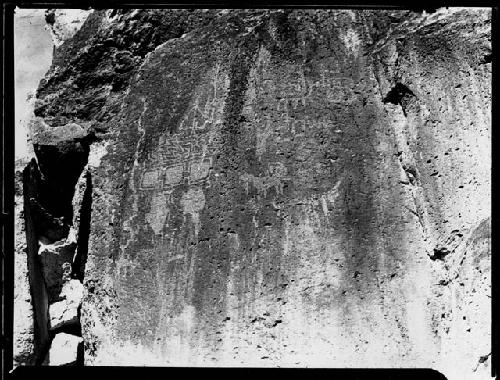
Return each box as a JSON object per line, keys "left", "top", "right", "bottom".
{"left": 381, "top": 83, "right": 438, "bottom": 259}
{"left": 22, "top": 143, "right": 93, "bottom": 365}
{"left": 382, "top": 81, "right": 462, "bottom": 262}
{"left": 72, "top": 169, "right": 92, "bottom": 282}
{"left": 22, "top": 160, "right": 51, "bottom": 364}
{"left": 383, "top": 82, "right": 415, "bottom": 117}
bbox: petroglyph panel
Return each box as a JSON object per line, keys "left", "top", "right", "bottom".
{"left": 163, "top": 164, "right": 184, "bottom": 187}
{"left": 180, "top": 187, "right": 206, "bottom": 215}
{"left": 256, "top": 67, "right": 357, "bottom": 109}
{"left": 138, "top": 66, "right": 228, "bottom": 193}
{"left": 189, "top": 159, "right": 212, "bottom": 183}
{"left": 72, "top": 10, "right": 491, "bottom": 379}
{"left": 141, "top": 168, "right": 162, "bottom": 189}
{"left": 146, "top": 193, "right": 169, "bottom": 235}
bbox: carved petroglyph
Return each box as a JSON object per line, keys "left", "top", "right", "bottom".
{"left": 138, "top": 67, "right": 229, "bottom": 241}
{"left": 140, "top": 158, "right": 213, "bottom": 192}
{"left": 241, "top": 162, "right": 289, "bottom": 197}
{"left": 180, "top": 188, "right": 206, "bottom": 237}
{"left": 255, "top": 118, "right": 274, "bottom": 159}
{"left": 340, "top": 29, "right": 362, "bottom": 55}
{"left": 146, "top": 193, "right": 170, "bottom": 236}
{"left": 255, "top": 65, "right": 357, "bottom": 107}
{"left": 164, "top": 164, "right": 184, "bottom": 187}
{"left": 139, "top": 66, "right": 228, "bottom": 193}
{"left": 141, "top": 168, "right": 162, "bottom": 189}
{"left": 189, "top": 160, "right": 212, "bottom": 183}
{"left": 179, "top": 63, "right": 227, "bottom": 132}
{"left": 245, "top": 48, "right": 358, "bottom": 162}
{"left": 320, "top": 177, "right": 344, "bottom": 216}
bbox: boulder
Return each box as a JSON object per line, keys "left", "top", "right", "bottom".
{"left": 38, "top": 238, "right": 76, "bottom": 302}
{"left": 49, "top": 280, "right": 84, "bottom": 330}
{"left": 44, "top": 333, "right": 83, "bottom": 366}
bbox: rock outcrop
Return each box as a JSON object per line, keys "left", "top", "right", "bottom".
{"left": 15, "top": 8, "right": 491, "bottom": 379}
{"left": 14, "top": 146, "right": 91, "bottom": 365}
{"left": 13, "top": 160, "right": 36, "bottom": 366}
{"left": 44, "top": 9, "right": 92, "bottom": 47}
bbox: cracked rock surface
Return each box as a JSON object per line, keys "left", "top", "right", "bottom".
{"left": 15, "top": 8, "right": 490, "bottom": 379}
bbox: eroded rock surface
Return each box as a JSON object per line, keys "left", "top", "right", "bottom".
{"left": 14, "top": 160, "right": 36, "bottom": 366}
{"left": 17, "top": 8, "right": 491, "bottom": 379}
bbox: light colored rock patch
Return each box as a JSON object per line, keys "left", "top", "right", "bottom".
{"left": 45, "top": 9, "right": 93, "bottom": 47}
{"left": 164, "top": 164, "right": 183, "bottom": 187}
{"left": 92, "top": 339, "right": 165, "bottom": 366}
{"left": 87, "top": 140, "right": 110, "bottom": 168}
{"left": 189, "top": 160, "right": 211, "bottom": 182}
{"left": 61, "top": 279, "right": 84, "bottom": 301}
{"left": 153, "top": 304, "right": 197, "bottom": 365}
{"left": 29, "top": 117, "right": 90, "bottom": 145}
{"left": 49, "top": 280, "right": 84, "bottom": 330}
{"left": 49, "top": 301, "right": 79, "bottom": 330}
{"left": 45, "top": 333, "right": 82, "bottom": 366}
{"left": 320, "top": 176, "right": 343, "bottom": 215}
{"left": 146, "top": 192, "right": 169, "bottom": 235}
{"left": 81, "top": 301, "right": 114, "bottom": 365}
{"left": 255, "top": 119, "right": 273, "bottom": 160}
{"left": 180, "top": 188, "right": 205, "bottom": 237}
{"left": 340, "top": 28, "right": 361, "bottom": 55}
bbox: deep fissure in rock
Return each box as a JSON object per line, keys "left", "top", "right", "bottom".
{"left": 430, "top": 246, "right": 451, "bottom": 260}
{"left": 23, "top": 161, "right": 50, "bottom": 364}
{"left": 33, "top": 137, "right": 92, "bottom": 222}
{"left": 73, "top": 170, "right": 92, "bottom": 282}
{"left": 22, "top": 142, "right": 92, "bottom": 365}
{"left": 383, "top": 82, "right": 416, "bottom": 116}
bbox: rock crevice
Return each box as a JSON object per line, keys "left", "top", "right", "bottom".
{"left": 21, "top": 151, "right": 92, "bottom": 365}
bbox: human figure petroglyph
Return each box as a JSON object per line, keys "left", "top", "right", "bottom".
{"left": 180, "top": 187, "right": 206, "bottom": 237}
{"left": 146, "top": 193, "right": 170, "bottom": 236}
{"left": 139, "top": 109, "right": 217, "bottom": 191}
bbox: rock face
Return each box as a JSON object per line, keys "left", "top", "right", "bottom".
{"left": 17, "top": 8, "right": 490, "bottom": 379}
{"left": 14, "top": 160, "right": 36, "bottom": 366}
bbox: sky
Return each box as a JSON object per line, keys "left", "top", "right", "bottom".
{"left": 14, "top": 8, "right": 54, "bottom": 159}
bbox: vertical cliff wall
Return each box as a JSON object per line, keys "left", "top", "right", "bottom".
{"left": 17, "top": 8, "right": 491, "bottom": 379}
